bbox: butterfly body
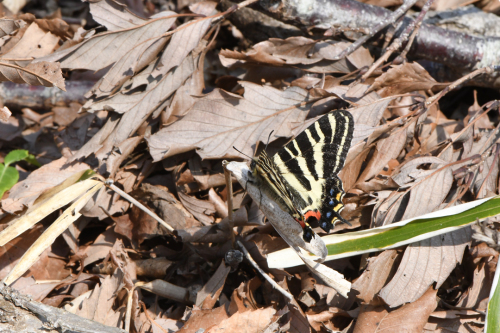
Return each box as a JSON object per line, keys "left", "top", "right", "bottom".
{"left": 250, "top": 110, "right": 354, "bottom": 242}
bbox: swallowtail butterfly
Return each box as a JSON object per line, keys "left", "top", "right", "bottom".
{"left": 250, "top": 110, "right": 354, "bottom": 242}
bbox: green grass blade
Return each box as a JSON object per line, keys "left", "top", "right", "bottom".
{"left": 486, "top": 263, "right": 500, "bottom": 333}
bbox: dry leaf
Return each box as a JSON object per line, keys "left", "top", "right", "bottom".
{"left": 370, "top": 62, "right": 445, "bottom": 96}
{"left": 207, "top": 307, "right": 276, "bottom": 333}
{"left": 89, "top": 0, "right": 149, "bottom": 31}
{"left": 380, "top": 228, "right": 471, "bottom": 307}
{"left": 355, "top": 287, "right": 437, "bottom": 333}
{"left": 148, "top": 82, "right": 314, "bottom": 160}
{"left": 352, "top": 250, "right": 401, "bottom": 304}
{"left": 0, "top": 61, "right": 65, "bottom": 90}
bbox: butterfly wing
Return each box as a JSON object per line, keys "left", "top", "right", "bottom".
{"left": 272, "top": 110, "right": 354, "bottom": 233}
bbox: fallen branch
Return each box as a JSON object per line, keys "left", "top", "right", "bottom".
{"left": 0, "top": 283, "right": 126, "bottom": 333}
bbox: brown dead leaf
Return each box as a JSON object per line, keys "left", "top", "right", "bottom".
{"left": 352, "top": 250, "right": 401, "bottom": 304}
{"left": 228, "top": 278, "right": 262, "bottom": 315}
{"left": 0, "top": 106, "right": 11, "bottom": 122}
{"left": 369, "top": 62, "right": 445, "bottom": 96}
{"left": 2, "top": 22, "right": 59, "bottom": 66}
{"left": 380, "top": 228, "right": 471, "bottom": 307}
{"left": 373, "top": 164, "right": 453, "bottom": 226}
{"left": 457, "top": 256, "right": 496, "bottom": 311}
{"left": 0, "top": 157, "right": 90, "bottom": 214}
{"left": 473, "top": 149, "right": 499, "bottom": 199}
{"left": 179, "top": 306, "right": 230, "bottom": 333}
{"left": 152, "top": 7, "right": 215, "bottom": 78}
{"left": 81, "top": 51, "right": 199, "bottom": 164}
{"left": 89, "top": 0, "right": 149, "bottom": 31}
{"left": 37, "top": 14, "right": 176, "bottom": 72}
{"left": 161, "top": 51, "right": 206, "bottom": 126}
{"left": 74, "top": 267, "right": 127, "bottom": 327}
{"left": 391, "top": 156, "right": 447, "bottom": 186}
{"left": 176, "top": 221, "right": 232, "bottom": 243}
{"left": 10, "top": 276, "right": 59, "bottom": 302}
{"left": 130, "top": 183, "right": 194, "bottom": 230}
{"left": 207, "top": 307, "right": 276, "bottom": 333}
{"left": 52, "top": 102, "right": 81, "bottom": 126}
{"left": 354, "top": 287, "right": 437, "bottom": 333}
{"left": 0, "top": 224, "right": 42, "bottom": 280}
{"left": 18, "top": 13, "right": 72, "bottom": 39}
{"left": 178, "top": 192, "right": 216, "bottom": 225}
{"left": 0, "top": 19, "right": 25, "bottom": 37}
{"left": 220, "top": 37, "right": 373, "bottom": 73}
{"left": 0, "top": 61, "right": 65, "bottom": 90}
{"left": 196, "top": 261, "right": 231, "bottom": 309}
{"left": 82, "top": 227, "right": 118, "bottom": 267}
{"left": 147, "top": 82, "right": 315, "bottom": 161}
{"left": 425, "top": 310, "right": 483, "bottom": 332}
{"left": 359, "top": 123, "right": 409, "bottom": 182}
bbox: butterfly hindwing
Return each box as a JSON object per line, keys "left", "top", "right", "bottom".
{"left": 252, "top": 110, "right": 354, "bottom": 242}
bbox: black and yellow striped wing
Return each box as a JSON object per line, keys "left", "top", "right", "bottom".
{"left": 252, "top": 110, "right": 354, "bottom": 242}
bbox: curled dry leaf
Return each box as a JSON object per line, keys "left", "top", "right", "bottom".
{"left": 0, "top": 19, "right": 25, "bottom": 37}
{"left": 89, "top": 0, "right": 149, "bottom": 31}
{"left": 220, "top": 36, "right": 373, "bottom": 73}
{"left": 0, "top": 61, "right": 65, "bottom": 90}
{"left": 369, "top": 62, "right": 447, "bottom": 96}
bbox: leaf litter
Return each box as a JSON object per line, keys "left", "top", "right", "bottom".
{"left": 0, "top": 0, "right": 499, "bottom": 332}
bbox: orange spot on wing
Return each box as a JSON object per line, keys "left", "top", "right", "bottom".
{"left": 304, "top": 210, "right": 321, "bottom": 222}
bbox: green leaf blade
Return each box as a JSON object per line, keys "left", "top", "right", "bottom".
{"left": 326, "top": 197, "right": 500, "bottom": 257}
{"left": 0, "top": 164, "right": 19, "bottom": 198}
{"left": 4, "top": 149, "right": 30, "bottom": 167}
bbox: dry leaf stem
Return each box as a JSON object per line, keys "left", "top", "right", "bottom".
{"left": 105, "top": 180, "right": 174, "bottom": 232}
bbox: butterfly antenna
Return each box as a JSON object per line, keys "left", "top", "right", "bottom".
{"left": 233, "top": 146, "right": 253, "bottom": 159}
{"left": 264, "top": 130, "right": 274, "bottom": 152}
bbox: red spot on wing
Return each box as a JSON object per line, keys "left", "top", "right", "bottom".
{"left": 304, "top": 210, "right": 321, "bottom": 223}
{"left": 295, "top": 218, "right": 306, "bottom": 228}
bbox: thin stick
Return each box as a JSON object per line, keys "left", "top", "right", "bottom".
{"left": 223, "top": 161, "right": 234, "bottom": 221}
{"left": 333, "top": 0, "right": 419, "bottom": 61}
{"left": 361, "top": 0, "right": 435, "bottom": 81}
{"left": 425, "top": 66, "right": 494, "bottom": 109}
{"left": 105, "top": 180, "right": 174, "bottom": 232}
{"left": 399, "top": 0, "right": 435, "bottom": 59}
{"left": 237, "top": 240, "right": 293, "bottom": 301}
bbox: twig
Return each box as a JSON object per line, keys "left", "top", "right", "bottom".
{"left": 223, "top": 161, "right": 234, "bottom": 221}
{"left": 399, "top": 0, "right": 434, "bottom": 59}
{"left": 361, "top": 0, "right": 434, "bottom": 81}
{"left": 333, "top": 0, "right": 418, "bottom": 60}
{"left": 140, "top": 302, "right": 169, "bottom": 333}
{"left": 425, "top": 66, "right": 495, "bottom": 109}
{"left": 0, "top": 283, "right": 126, "bottom": 333}
{"left": 105, "top": 180, "right": 174, "bottom": 232}
{"left": 237, "top": 240, "right": 293, "bottom": 301}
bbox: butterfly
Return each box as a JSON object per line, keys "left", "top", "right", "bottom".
{"left": 249, "top": 110, "right": 354, "bottom": 242}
